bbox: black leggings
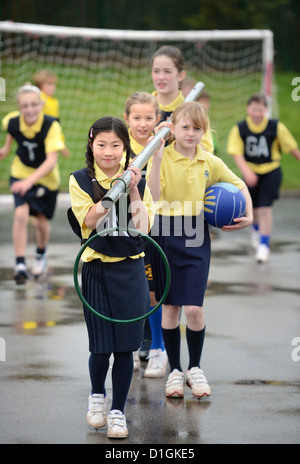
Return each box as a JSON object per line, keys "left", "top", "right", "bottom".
{"left": 89, "top": 351, "right": 133, "bottom": 413}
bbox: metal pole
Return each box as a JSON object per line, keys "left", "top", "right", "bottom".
{"left": 101, "top": 81, "right": 205, "bottom": 209}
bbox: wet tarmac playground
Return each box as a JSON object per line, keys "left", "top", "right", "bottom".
{"left": 0, "top": 196, "right": 299, "bottom": 444}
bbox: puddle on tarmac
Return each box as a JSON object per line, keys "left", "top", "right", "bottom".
{"left": 277, "top": 408, "right": 300, "bottom": 417}
{"left": 0, "top": 265, "right": 78, "bottom": 283}
{"left": 233, "top": 379, "right": 300, "bottom": 388}
{"left": 206, "top": 281, "right": 300, "bottom": 297}
{"left": 6, "top": 362, "right": 63, "bottom": 382}
{"left": 211, "top": 239, "right": 300, "bottom": 259}
{"left": 8, "top": 373, "right": 64, "bottom": 382}
{"left": 0, "top": 265, "right": 83, "bottom": 330}
{"left": 0, "top": 256, "right": 299, "bottom": 334}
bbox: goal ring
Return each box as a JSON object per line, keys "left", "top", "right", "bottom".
{"left": 73, "top": 227, "right": 171, "bottom": 324}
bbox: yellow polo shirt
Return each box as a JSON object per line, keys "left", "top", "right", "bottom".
{"left": 153, "top": 90, "right": 185, "bottom": 114}
{"left": 147, "top": 141, "right": 245, "bottom": 216}
{"left": 121, "top": 129, "right": 150, "bottom": 175}
{"left": 129, "top": 129, "right": 145, "bottom": 157}
{"left": 227, "top": 116, "right": 298, "bottom": 174}
{"left": 41, "top": 91, "right": 59, "bottom": 119}
{"left": 152, "top": 90, "right": 214, "bottom": 154}
{"left": 69, "top": 162, "right": 155, "bottom": 263}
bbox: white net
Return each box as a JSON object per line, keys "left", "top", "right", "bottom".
{"left": 0, "top": 23, "right": 275, "bottom": 193}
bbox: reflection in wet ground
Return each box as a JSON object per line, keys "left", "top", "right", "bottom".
{"left": 1, "top": 269, "right": 298, "bottom": 339}
{"left": 0, "top": 233, "right": 299, "bottom": 334}
{"left": 207, "top": 281, "right": 300, "bottom": 297}
{"left": 211, "top": 240, "right": 300, "bottom": 259}
{"left": 0, "top": 265, "right": 83, "bottom": 331}
{"left": 0, "top": 198, "right": 299, "bottom": 444}
{"left": 234, "top": 379, "right": 300, "bottom": 388}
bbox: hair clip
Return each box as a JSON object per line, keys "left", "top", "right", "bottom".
{"left": 90, "top": 128, "right": 93, "bottom": 139}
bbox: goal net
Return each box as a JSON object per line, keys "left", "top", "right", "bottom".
{"left": 0, "top": 22, "right": 275, "bottom": 193}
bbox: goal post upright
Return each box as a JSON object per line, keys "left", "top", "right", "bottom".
{"left": 261, "top": 29, "right": 274, "bottom": 116}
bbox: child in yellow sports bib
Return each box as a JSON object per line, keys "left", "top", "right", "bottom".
{"left": 0, "top": 84, "right": 64, "bottom": 283}
{"left": 227, "top": 93, "right": 300, "bottom": 263}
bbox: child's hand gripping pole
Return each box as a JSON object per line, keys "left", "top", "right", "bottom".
{"left": 101, "top": 81, "right": 205, "bottom": 210}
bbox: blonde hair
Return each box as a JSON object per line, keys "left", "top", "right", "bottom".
{"left": 17, "top": 84, "right": 41, "bottom": 100}
{"left": 33, "top": 70, "right": 58, "bottom": 89}
{"left": 124, "top": 91, "right": 160, "bottom": 117}
{"left": 172, "top": 101, "right": 209, "bottom": 133}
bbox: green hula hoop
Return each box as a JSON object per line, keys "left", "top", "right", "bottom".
{"left": 73, "top": 227, "right": 171, "bottom": 324}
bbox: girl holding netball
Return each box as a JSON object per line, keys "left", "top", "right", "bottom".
{"left": 151, "top": 45, "right": 214, "bottom": 154}
{"left": 69, "top": 116, "right": 154, "bottom": 438}
{"left": 123, "top": 91, "right": 168, "bottom": 378}
{"left": 147, "top": 102, "right": 253, "bottom": 399}
{"left": 0, "top": 84, "right": 64, "bottom": 284}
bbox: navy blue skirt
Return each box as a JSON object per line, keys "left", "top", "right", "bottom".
{"left": 82, "top": 257, "right": 150, "bottom": 354}
{"left": 151, "top": 215, "right": 211, "bottom": 307}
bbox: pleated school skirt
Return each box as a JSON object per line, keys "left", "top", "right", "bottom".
{"left": 82, "top": 257, "right": 150, "bottom": 354}
{"left": 151, "top": 215, "right": 211, "bottom": 307}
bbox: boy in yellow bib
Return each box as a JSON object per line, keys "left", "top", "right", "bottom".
{"left": 227, "top": 93, "right": 300, "bottom": 263}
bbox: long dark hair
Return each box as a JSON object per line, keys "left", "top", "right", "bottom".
{"left": 85, "top": 116, "right": 131, "bottom": 202}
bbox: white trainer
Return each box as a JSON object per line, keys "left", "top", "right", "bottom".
{"left": 251, "top": 228, "right": 260, "bottom": 249}
{"left": 256, "top": 244, "right": 270, "bottom": 264}
{"left": 144, "top": 348, "right": 168, "bottom": 378}
{"left": 107, "top": 410, "right": 128, "bottom": 438}
{"left": 31, "top": 253, "right": 48, "bottom": 277}
{"left": 86, "top": 394, "right": 107, "bottom": 429}
{"left": 186, "top": 367, "right": 211, "bottom": 398}
{"left": 165, "top": 369, "right": 185, "bottom": 398}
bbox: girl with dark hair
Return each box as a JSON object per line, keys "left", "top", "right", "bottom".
{"left": 69, "top": 116, "right": 154, "bottom": 438}
{"left": 123, "top": 92, "right": 169, "bottom": 378}
{"left": 151, "top": 45, "right": 214, "bottom": 154}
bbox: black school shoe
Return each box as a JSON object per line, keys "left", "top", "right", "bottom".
{"left": 139, "top": 339, "right": 152, "bottom": 361}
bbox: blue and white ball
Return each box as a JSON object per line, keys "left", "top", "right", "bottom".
{"left": 204, "top": 182, "right": 246, "bottom": 228}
